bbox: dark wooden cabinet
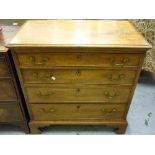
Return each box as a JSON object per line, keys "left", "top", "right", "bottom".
{"left": 0, "top": 49, "right": 29, "bottom": 133}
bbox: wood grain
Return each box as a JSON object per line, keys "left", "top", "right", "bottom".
{"left": 26, "top": 85, "right": 131, "bottom": 103}
{"left": 21, "top": 68, "right": 137, "bottom": 85}
{"left": 30, "top": 103, "right": 126, "bottom": 120}
{"left": 8, "top": 20, "right": 151, "bottom": 48}
{"left": 0, "top": 104, "right": 23, "bottom": 122}
{"left": 0, "top": 79, "right": 17, "bottom": 101}
{"left": 17, "top": 52, "right": 141, "bottom": 68}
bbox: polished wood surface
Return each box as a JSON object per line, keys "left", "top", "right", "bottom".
{"left": 30, "top": 103, "right": 126, "bottom": 120}
{"left": 0, "top": 104, "right": 23, "bottom": 122}
{"left": 9, "top": 20, "right": 151, "bottom": 134}
{"left": 8, "top": 20, "right": 151, "bottom": 48}
{"left": 17, "top": 51, "right": 141, "bottom": 68}
{"left": 26, "top": 85, "right": 131, "bottom": 103}
{"left": 0, "top": 79, "right": 17, "bottom": 101}
{"left": 22, "top": 69, "right": 137, "bottom": 85}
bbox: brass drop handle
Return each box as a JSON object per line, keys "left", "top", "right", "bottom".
{"left": 102, "top": 108, "right": 117, "bottom": 113}
{"left": 42, "top": 73, "right": 56, "bottom": 81}
{"left": 115, "top": 58, "right": 129, "bottom": 66}
{"left": 41, "top": 108, "right": 55, "bottom": 113}
{"left": 107, "top": 74, "right": 125, "bottom": 81}
{"left": 35, "top": 62, "right": 44, "bottom": 65}
{"left": 108, "top": 57, "right": 129, "bottom": 66}
{"left": 29, "top": 56, "right": 49, "bottom": 65}
{"left": 104, "top": 91, "right": 117, "bottom": 99}
{"left": 32, "top": 72, "right": 56, "bottom": 81}
{"left": 111, "top": 108, "right": 117, "bottom": 112}
{"left": 36, "top": 91, "right": 53, "bottom": 97}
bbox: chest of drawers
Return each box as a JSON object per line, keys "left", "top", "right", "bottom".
{"left": 0, "top": 47, "right": 29, "bottom": 133}
{"left": 8, "top": 20, "right": 151, "bottom": 134}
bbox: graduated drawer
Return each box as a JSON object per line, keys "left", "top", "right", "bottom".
{"left": 17, "top": 53, "right": 140, "bottom": 68}
{"left": 26, "top": 85, "right": 131, "bottom": 103}
{"left": 0, "top": 104, "right": 23, "bottom": 122}
{"left": 0, "top": 79, "right": 17, "bottom": 101}
{"left": 0, "top": 56, "right": 10, "bottom": 77}
{"left": 30, "top": 103, "right": 126, "bottom": 120}
{"left": 22, "top": 69, "right": 137, "bottom": 85}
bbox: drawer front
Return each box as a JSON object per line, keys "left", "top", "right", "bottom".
{"left": 22, "top": 69, "right": 136, "bottom": 85}
{"left": 0, "top": 79, "right": 17, "bottom": 101}
{"left": 26, "top": 85, "right": 131, "bottom": 103}
{"left": 17, "top": 53, "right": 140, "bottom": 68}
{"left": 30, "top": 103, "right": 126, "bottom": 120}
{"left": 0, "top": 57, "right": 10, "bottom": 77}
{"left": 0, "top": 104, "right": 23, "bottom": 122}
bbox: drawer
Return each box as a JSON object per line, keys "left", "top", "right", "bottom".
{"left": 0, "top": 79, "right": 17, "bottom": 101}
{"left": 26, "top": 85, "right": 131, "bottom": 103}
{"left": 22, "top": 69, "right": 137, "bottom": 85}
{"left": 30, "top": 103, "right": 126, "bottom": 120}
{"left": 0, "top": 57, "right": 10, "bottom": 77}
{"left": 17, "top": 53, "right": 140, "bottom": 68}
{"left": 0, "top": 104, "right": 23, "bottom": 122}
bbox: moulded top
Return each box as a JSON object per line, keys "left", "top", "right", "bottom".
{"left": 8, "top": 20, "right": 152, "bottom": 49}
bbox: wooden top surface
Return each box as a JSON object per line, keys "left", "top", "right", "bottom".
{"left": 8, "top": 20, "right": 151, "bottom": 49}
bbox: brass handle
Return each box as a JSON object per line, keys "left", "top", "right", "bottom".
{"left": 29, "top": 56, "right": 49, "bottom": 65}
{"left": 104, "top": 91, "right": 118, "bottom": 99}
{"left": 32, "top": 72, "right": 56, "bottom": 81}
{"left": 115, "top": 58, "right": 129, "bottom": 66}
{"left": 109, "top": 57, "right": 129, "bottom": 66}
{"left": 111, "top": 108, "right": 117, "bottom": 112}
{"left": 41, "top": 108, "right": 55, "bottom": 113}
{"left": 107, "top": 74, "right": 125, "bottom": 81}
{"left": 102, "top": 108, "right": 117, "bottom": 113}
{"left": 35, "top": 62, "right": 44, "bottom": 65}
{"left": 36, "top": 91, "right": 53, "bottom": 97}
{"left": 43, "top": 73, "right": 56, "bottom": 81}
{"left": 32, "top": 72, "right": 49, "bottom": 79}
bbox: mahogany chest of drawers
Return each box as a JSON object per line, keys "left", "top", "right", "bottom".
{"left": 0, "top": 46, "right": 29, "bottom": 133}
{"left": 8, "top": 20, "right": 151, "bottom": 134}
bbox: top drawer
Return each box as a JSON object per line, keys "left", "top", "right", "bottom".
{"left": 17, "top": 53, "right": 141, "bottom": 68}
